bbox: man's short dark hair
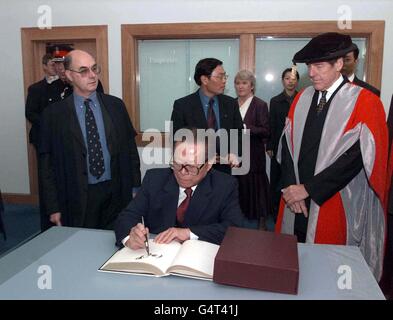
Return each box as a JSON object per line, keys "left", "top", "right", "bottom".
{"left": 352, "top": 44, "right": 359, "bottom": 60}
{"left": 194, "top": 58, "right": 223, "bottom": 86}
{"left": 42, "top": 53, "right": 54, "bottom": 65}
{"left": 282, "top": 68, "right": 299, "bottom": 80}
{"left": 64, "top": 54, "right": 72, "bottom": 71}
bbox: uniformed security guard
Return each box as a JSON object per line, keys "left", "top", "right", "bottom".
{"left": 25, "top": 53, "right": 64, "bottom": 231}
{"left": 25, "top": 53, "right": 64, "bottom": 149}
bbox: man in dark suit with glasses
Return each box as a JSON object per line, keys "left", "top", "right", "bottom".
{"left": 115, "top": 128, "right": 244, "bottom": 248}
{"left": 39, "top": 50, "right": 141, "bottom": 230}
{"left": 171, "top": 58, "right": 244, "bottom": 174}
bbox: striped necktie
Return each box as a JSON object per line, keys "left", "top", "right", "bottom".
{"left": 316, "top": 90, "right": 327, "bottom": 115}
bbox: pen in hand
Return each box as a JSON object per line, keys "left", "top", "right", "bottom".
{"left": 141, "top": 216, "right": 150, "bottom": 256}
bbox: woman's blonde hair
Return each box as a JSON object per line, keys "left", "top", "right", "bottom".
{"left": 234, "top": 69, "right": 256, "bottom": 93}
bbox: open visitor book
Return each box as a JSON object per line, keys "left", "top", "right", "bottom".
{"left": 99, "top": 239, "right": 219, "bottom": 280}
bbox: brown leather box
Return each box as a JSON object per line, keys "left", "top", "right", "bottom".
{"left": 213, "top": 227, "right": 299, "bottom": 294}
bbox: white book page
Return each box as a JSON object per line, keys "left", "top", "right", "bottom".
{"left": 167, "top": 240, "right": 220, "bottom": 279}
{"left": 101, "top": 240, "right": 182, "bottom": 276}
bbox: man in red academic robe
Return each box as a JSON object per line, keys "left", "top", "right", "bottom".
{"left": 275, "top": 32, "right": 389, "bottom": 281}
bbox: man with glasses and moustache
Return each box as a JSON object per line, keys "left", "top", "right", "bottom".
{"left": 39, "top": 50, "right": 141, "bottom": 230}
{"left": 115, "top": 128, "right": 244, "bottom": 248}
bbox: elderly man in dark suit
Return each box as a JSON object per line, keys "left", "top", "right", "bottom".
{"left": 115, "top": 128, "right": 244, "bottom": 248}
{"left": 341, "top": 43, "right": 380, "bottom": 97}
{"left": 171, "top": 58, "right": 244, "bottom": 174}
{"left": 39, "top": 50, "right": 141, "bottom": 230}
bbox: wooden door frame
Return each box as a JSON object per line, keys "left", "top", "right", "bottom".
{"left": 7, "top": 25, "right": 109, "bottom": 205}
{"left": 121, "top": 21, "right": 384, "bottom": 146}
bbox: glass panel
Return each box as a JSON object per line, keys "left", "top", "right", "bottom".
{"left": 255, "top": 37, "right": 312, "bottom": 105}
{"left": 138, "top": 39, "right": 239, "bottom": 132}
{"left": 255, "top": 37, "right": 366, "bottom": 106}
{"left": 352, "top": 38, "right": 366, "bottom": 81}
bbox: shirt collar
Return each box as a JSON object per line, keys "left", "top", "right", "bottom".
{"left": 320, "top": 75, "right": 344, "bottom": 102}
{"left": 347, "top": 73, "right": 355, "bottom": 82}
{"left": 198, "top": 89, "right": 217, "bottom": 106}
{"left": 179, "top": 185, "right": 197, "bottom": 194}
{"left": 74, "top": 91, "right": 98, "bottom": 108}
{"left": 239, "top": 95, "right": 254, "bottom": 109}
{"left": 326, "top": 75, "right": 344, "bottom": 95}
{"left": 46, "top": 75, "right": 59, "bottom": 84}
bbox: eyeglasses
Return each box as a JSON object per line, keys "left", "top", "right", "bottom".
{"left": 209, "top": 74, "right": 229, "bottom": 81}
{"left": 169, "top": 161, "right": 206, "bottom": 176}
{"left": 68, "top": 65, "right": 101, "bottom": 77}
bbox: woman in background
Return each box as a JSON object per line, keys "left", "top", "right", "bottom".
{"left": 266, "top": 68, "right": 299, "bottom": 220}
{"left": 234, "top": 70, "right": 271, "bottom": 229}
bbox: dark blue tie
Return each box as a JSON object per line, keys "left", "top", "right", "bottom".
{"left": 84, "top": 99, "right": 105, "bottom": 179}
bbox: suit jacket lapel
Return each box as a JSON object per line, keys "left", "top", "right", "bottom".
{"left": 97, "top": 93, "right": 115, "bottom": 155}
{"left": 243, "top": 97, "right": 255, "bottom": 126}
{"left": 184, "top": 171, "right": 212, "bottom": 225}
{"left": 67, "top": 95, "right": 86, "bottom": 152}
{"left": 218, "top": 95, "right": 229, "bottom": 130}
{"left": 162, "top": 173, "right": 181, "bottom": 226}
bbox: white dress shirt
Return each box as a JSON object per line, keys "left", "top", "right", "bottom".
{"left": 238, "top": 95, "right": 253, "bottom": 120}
{"left": 317, "top": 75, "right": 344, "bottom": 104}
{"left": 347, "top": 73, "right": 355, "bottom": 82}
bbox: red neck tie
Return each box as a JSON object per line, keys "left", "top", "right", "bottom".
{"left": 207, "top": 98, "right": 217, "bottom": 130}
{"left": 176, "top": 188, "right": 193, "bottom": 225}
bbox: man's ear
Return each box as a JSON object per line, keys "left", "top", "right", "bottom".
{"left": 336, "top": 58, "right": 344, "bottom": 72}
{"left": 65, "top": 70, "right": 72, "bottom": 83}
{"left": 200, "top": 75, "right": 209, "bottom": 86}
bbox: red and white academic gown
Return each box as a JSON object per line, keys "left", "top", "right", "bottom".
{"left": 275, "top": 83, "right": 389, "bottom": 281}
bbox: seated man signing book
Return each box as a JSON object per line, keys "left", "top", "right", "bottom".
{"left": 115, "top": 128, "right": 244, "bottom": 248}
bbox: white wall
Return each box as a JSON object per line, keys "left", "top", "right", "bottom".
{"left": 0, "top": 0, "right": 392, "bottom": 193}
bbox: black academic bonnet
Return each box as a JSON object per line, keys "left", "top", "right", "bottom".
{"left": 292, "top": 32, "right": 357, "bottom": 64}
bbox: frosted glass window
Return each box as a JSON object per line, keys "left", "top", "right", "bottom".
{"left": 254, "top": 37, "right": 366, "bottom": 105}
{"left": 138, "top": 39, "right": 239, "bottom": 132}
{"left": 352, "top": 38, "right": 367, "bottom": 80}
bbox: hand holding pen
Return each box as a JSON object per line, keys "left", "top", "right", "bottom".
{"left": 125, "top": 217, "right": 150, "bottom": 251}
{"left": 141, "top": 216, "right": 150, "bottom": 256}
